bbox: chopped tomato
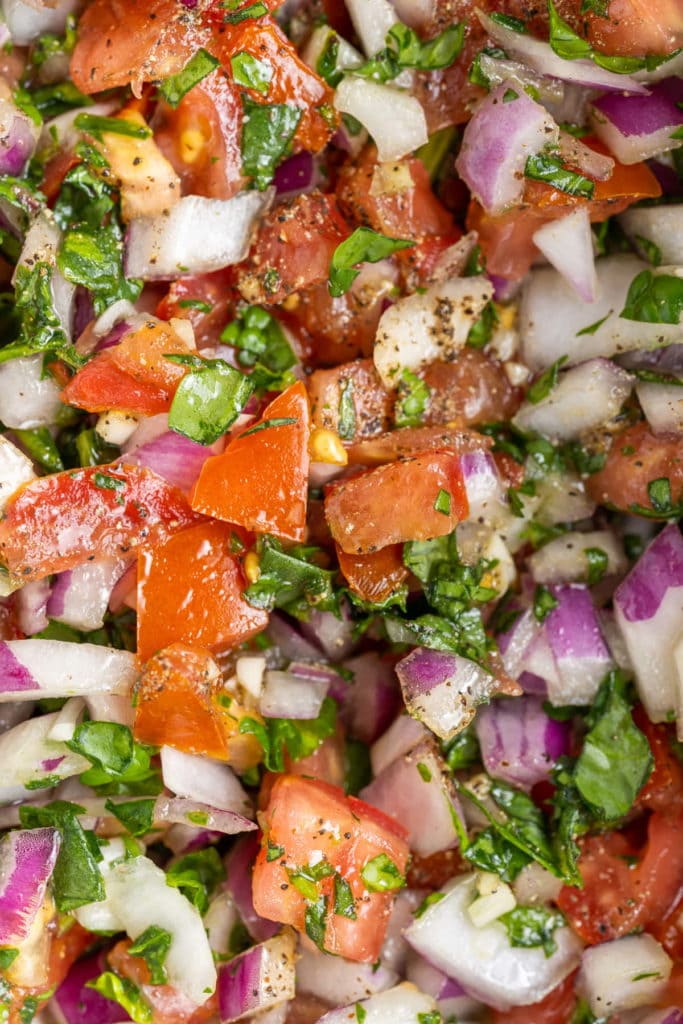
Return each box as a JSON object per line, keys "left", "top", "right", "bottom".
{"left": 252, "top": 775, "right": 409, "bottom": 962}
{"left": 407, "top": 848, "right": 469, "bottom": 890}
{"left": 578, "top": 0, "right": 683, "bottom": 57}
{"left": 412, "top": 27, "right": 484, "bottom": 133}
{"left": 191, "top": 382, "right": 310, "bottom": 542}
{"left": 308, "top": 359, "right": 393, "bottom": 441}
{"left": 634, "top": 709, "right": 683, "bottom": 813}
{"left": 6, "top": 923, "right": 95, "bottom": 1024}
{"left": 490, "top": 974, "right": 577, "bottom": 1024}
{"left": 585, "top": 421, "right": 683, "bottom": 514}
{"left": 421, "top": 351, "right": 522, "bottom": 427}
{"left": 110, "top": 318, "right": 192, "bottom": 386}
{"left": 346, "top": 425, "right": 490, "bottom": 466}
{"left": 401, "top": 231, "right": 464, "bottom": 285}
{"left": 137, "top": 520, "right": 267, "bottom": 661}
{"left": 237, "top": 191, "right": 350, "bottom": 306}
{"left": 108, "top": 939, "right": 218, "bottom": 1024}
{"left": 0, "top": 463, "right": 197, "bottom": 583}
{"left": 155, "top": 268, "right": 238, "bottom": 348}
{"left": 287, "top": 280, "right": 388, "bottom": 367}
{"left": 324, "top": 451, "right": 469, "bottom": 554}
{"left": 337, "top": 544, "right": 409, "bottom": 604}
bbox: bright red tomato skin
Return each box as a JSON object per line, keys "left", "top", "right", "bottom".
{"left": 61, "top": 351, "right": 173, "bottom": 415}
{"left": 324, "top": 451, "right": 469, "bottom": 554}
{"left": 191, "top": 381, "right": 310, "bottom": 541}
{"left": 156, "top": 269, "right": 238, "bottom": 347}
{"left": 0, "top": 463, "right": 197, "bottom": 583}
{"left": 252, "top": 775, "right": 409, "bottom": 962}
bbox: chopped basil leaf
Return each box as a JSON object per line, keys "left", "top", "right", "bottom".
{"left": 329, "top": 227, "right": 414, "bottom": 297}
{"left": 576, "top": 313, "right": 610, "bottom": 336}
{"left": 634, "top": 235, "right": 662, "bottom": 268}
{"left": 527, "top": 355, "right": 568, "bottom": 404}
{"left": 434, "top": 488, "right": 451, "bottom": 515}
{"left": 417, "top": 1014, "right": 441, "bottom": 1024}
{"left": 224, "top": 1, "right": 268, "bottom": 23}
{"left": 580, "top": 0, "right": 609, "bottom": 13}
{"left": 86, "top": 973, "right": 152, "bottom": 1024}
{"left": 499, "top": 905, "right": 566, "bottom": 957}
{"left": 0, "top": 948, "right": 19, "bottom": 970}
{"left": 333, "top": 873, "right": 357, "bottom": 919}
{"left": 13, "top": 427, "right": 63, "bottom": 472}
{"left": 524, "top": 153, "right": 595, "bottom": 198}
{"left": 104, "top": 798, "right": 156, "bottom": 837}
{"left": 243, "top": 535, "right": 336, "bottom": 613}
{"left": 32, "top": 81, "right": 91, "bottom": 120}
{"left": 464, "top": 826, "right": 534, "bottom": 882}
{"left": 629, "top": 477, "right": 683, "bottom": 520}
{"left": 160, "top": 49, "right": 220, "bottom": 107}
{"left": 19, "top": 801, "right": 105, "bottom": 912}
{"left": 239, "top": 697, "right": 337, "bottom": 772}
{"left": 266, "top": 842, "right": 285, "bottom": 862}
{"left": 241, "top": 97, "right": 302, "bottom": 191}
{"left": 354, "top": 21, "right": 465, "bottom": 83}
{"left": 177, "top": 298, "right": 213, "bottom": 313}
{"left": 395, "top": 369, "right": 430, "bottom": 427}
{"left": 413, "top": 891, "right": 445, "bottom": 918}
{"left": 166, "top": 356, "right": 253, "bottom": 445}
{"left": 128, "top": 926, "right": 173, "bottom": 985}
{"left": 221, "top": 303, "right": 296, "bottom": 391}
{"left": 443, "top": 725, "right": 480, "bottom": 773}
{"left": 355, "top": 1005, "right": 367, "bottom": 1024}
{"left": 304, "top": 895, "right": 328, "bottom": 950}
{"left": 231, "top": 51, "right": 273, "bottom": 95}
{"left": 489, "top": 12, "right": 527, "bottom": 32}
{"left": 2, "top": 261, "right": 82, "bottom": 369}
{"left": 503, "top": 87, "right": 519, "bottom": 102}
{"left": 417, "top": 761, "right": 432, "bottom": 781}
{"left": 67, "top": 721, "right": 161, "bottom": 796}
{"left": 361, "top": 854, "right": 406, "bottom": 892}
{"left": 584, "top": 546, "right": 608, "bottom": 585}
{"left": 74, "top": 113, "right": 151, "bottom": 139}
{"left": 633, "top": 368, "right": 683, "bottom": 387}
{"left": 317, "top": 33, "right": 343, "bottom": 88}
{"left": 337, "top": 378, "right": 357, "bottom": 440}
{"left": 467, "top": 300, "right": 498, "bottom": 348}
{"left": 533, "top": 584, "right": 559, "bottom": 622}
{"left": 468, "top": 46, "right": 507, "bottom": 89}
{"left": 620, "top": 270, "right": 683, "bottom": 324}
{"left": 165, "top": 848, "right": 225, "bottom": 915}
{"left": 241, "top": 416, "right": 297, "bottom": 438}
{"left": 57, "top": 222, "right": 141, "bottom": 316}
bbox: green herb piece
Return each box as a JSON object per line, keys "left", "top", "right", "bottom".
{"left": 576, "top": 312, "right": 611, "bottom": 336}
{"left": 548, "top": 0, "right": 679, "bottom": 73}
{"left": 316, "top": 33, "right": 343, "bottom": 88}
{"left": 337, "top": 378, "right": 357, "bottom": 440}
{"left": 333, "top": 873, "right": 357, "bottom": 919}
{"left": 395, "top": 369, "right": 430, "bottom": 428}
{"left": 0, "top": 948, "right": 19, "bottom": 970}
{"left": 57, "top": 224, "right": 141, "bottom": 317}
{"left": 533, "top": 584, "right": 559, "bottom": 623}
{"left": 304, "top": 895, "right": 328, "bottom": 950}
{"left": 266, "top": 842, "right": 285, "bottom": 862}
{"left": 580, "top": 0, "right": 609, "bottom": 12}
{"left": 634, "top": 235, "right": 662, "bottom": 267}
{"left": 240, "top": 416, "right": 297, "bottom": 438}
{"left": 165, "top": 848, "right": 225, "bottom": 915}
{"left": 178, "top": 298, "right": 213, "bottom": 313}
{"left": 329, "top": 227, "right": 414, "bottom": 297}
{"left": 74, "top": 113, "right": 151, "bottom": 139}
{"left": 13, "top": 427, "right": 63, "bottom": 472}
{"left": 574, "top": 670, "right": 653, "bottom": 820}
{"left": 417, "top": 1014, "right": 441, "bottom": 1024}
{"left": 434, "top": 489, "right": 451, "bottom": 515}
{"left": 467, "top": 300, "right": 498, "bottom": 348}
{"left": 243, "top": 535, "right": 336, "bottom": 613}
{"left": 632, "top": 368, "right": 683, "bottom": 387}
{"left": 231, "top": 51, "right": 273, "bottom": 95}
{"left": 19, "top": 801, "right": 104, "bottom": 911}
{"left": 417, "top": 762, "right": 432, "bottom": 782}
{"left": 525, "top": 153, "right": 594, "bottom": 198}
{"left": 86, "top": 973, "right": 152, "bottom": 1024}
{"left": 413, "top": 891, "right": 446, "bottom": 918}
{"left": 360, "top": 854, "right": 406, "bottom": 892}
{"left": 160, "top": 49, "right": 220, "bottom": 107}
{"left": 620, "top": 270, "right": 683, "bottom": 324}
{"left": 2, "top": 261, "right": 82, "bottom": 369}
{"left": 415, "top": 125, "right": 458, "bottom": 181}
{"left": 355, "top": 1005, "right": 367, "bottom": 1024}
{"left": 12, "top": 86, "right": 42, "bottom": 126}
{"left": 239, "top": 697, "right": 337, "bottom": 773}
{"left": 67, "top": 721, "right": 160, "bottom": 796}
{"left": 584, "top": 546, "right": 608, "bottom": 585}
{"left": 443, "top": 725, "right": 480, "bottom": 773}
{"left": 354, "top": 21, "right": 465, "bottom": 83}
{"left": 128, "top": 926, "right": 172, "bottom": 985}
{"left": 166, "top": 355, "right": 254, "bottom": 445}
{"left": 561, "top": 439, "right": 606, "bottom": 475}
{"left": 105, "top": 798, "right": 156, "bottom": 838}
{"left": 499, "top": 905, "right": 566, "bottom": 957}
{"left": 224, "top": 1, "right": 268, "bottom": 22}
{"left": 489, "top": 12, "right": 527, "bottom": 32}
{"left": 241, "top": 97, "right": 301, "bottom": 190}
{"left": 464, "top": 826, "right": 532, "bottom": 882}
{"left": 220, "top": 304, "right": 296, "bottom": 391}
{"left": 629, "top": 477, "right": 683, "bottom": 520}
{"left": 527, "top": 355, "right": 568, "bottom": 404}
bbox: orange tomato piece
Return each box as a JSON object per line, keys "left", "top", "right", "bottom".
{"left": 110, "top": 319, "right": 191, "bottom": 388}
{"left": 61, "top": 350, "right": 173, "bottom": 415}
{"left": 346, "top": 425, "right": 490, "bottom": 466}
{"left": 137, "top": 520, "right": 268, "bottom": 661}
{"left": 191, "top": 382, "right": 310, "bottom": 542}
{"left": 0, "top": 463, "right": 197, "bottom": 583}
{"left": 324, "top": 451, "right": 469, "bottom": 554}
{"left": 586, "top": 421, "right": 683, "bottom": 514}
{"left": 308, "top": 359, "right": 394, "bottom": 441}
{"left": 337, "top": 544, "right": 409, "bottom": 604}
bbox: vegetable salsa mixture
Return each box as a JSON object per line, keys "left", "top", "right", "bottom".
{"left": 0, "top": 0, "right": 682, "bottom": 1022}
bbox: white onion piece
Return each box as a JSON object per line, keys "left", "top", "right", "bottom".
{"left": 334, "top": 77, "right": 427, "bottom": 162}
{"left": 0, "top": 436, "right": 35, "bottom": 513}
{"left": 0, "top": 355, "right": 63, "bottom": 429}
{"left": 0, "top": 711, "right": 90, "bottom": 802}
{"left": 636, "top": 378, "right": 683, "bottom": 434}
{"left": 160, "top": 746, "right": 254, "bottom": 819}
{"left": 318, "top": 983, "right": 438, "bottom": 1024}
{"left": 46, "top": 697, "right": 86, "bottom": 743}
{"left": 0, "top": 701, "right": 33, "bottom": 734}
{"left": 260, "top": 670, "right": 328, "bottom": 719}
{"left": 406, "top": 954, "right": 484, "bottom": 1021}
{"left": 619, "top": 205, "right": 683, "bottom": 266}
{"left": 532, "top": 208, "right": 597, "bottom": 303}
{"left": 476, "top": 53, "right": 564, "bottom": 105}
{"left": 406, "top": 875, "right": 582, "bottom": 1011}
{"left": 519, "top": 255, "right": 683, "bottom": 371}
{"left": 14, "top": 578, "right": 50, "bottom": 637}
{"left": 513, "top": 359, "right": 633, "bottom": 441}
{"left": 374, "top": 275, "right": 492, "bottom": 387}
{"left": 370, "top": 713, "right": 427, "bottom": 776}
{"left": 153, "top": 795, "right": 257, "bottom": 836}
{"left": 73, "top": 837, "right": 129, "bottom": 934}
{"left": 125, "top": 190, "right": 274, "bottom": 280}
{"left": 105, "top": 855, "right": 217, "bottom": 1005}
{"left": 297, "top": 945, "right": 398, "bottom": 1004}
{"left": 344, "top": 0, "right": 397, "bottom": 57}
{"left": 476, "top": 10, "right": 647, "bottom": 94}
{"left": 84, "top": 694, "right": 135, "bottom": 729}
{"left": 48, "top": 558, "right": 128, "bottom": 632}
{"left": 0, "top": 640, "right": 138, "bottom": 703}
{"left": 302, "top": 25, "right": 363, "bottom": 75}
{"left": 578, "top": 934, "right": 672, "bottom": 1016}
{"left": 391, "top": 0, "right": 434, "bottom": 29}
{"left": 528, "top": 530, "right": 628, "bottom": 585}
{"left": 205, "top": 890, "right": 240, "bottom": 959}
{"left": 13, "top": 210, "right": 74, "bottom": 337}
{"left": 557, "top": 132, "right": 615, "bottom": 182}
{"left": 511, "top": 861, "right": 563, "bottom": 907}
{"left": 460, "top": 451, "right": 507, "bottom": 523}
{"left": 380, "top": 890, "right": 426, "bottom": 975}
{"left": 1, "top": 0, "right": 80, "bottom": 44}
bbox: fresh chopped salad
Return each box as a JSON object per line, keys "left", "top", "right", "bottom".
{"left": 0, "top": 0, "right": 682, "bottom": 1022}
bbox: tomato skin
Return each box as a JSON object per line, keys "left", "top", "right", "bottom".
{"left": 421, "top": 351, "right": 522, "bottom": 427}
{"left": 108, "top": 939, "right": 218, "bottom": 1024}
{"left": 490, "top": 974, "right": 577, "bottom": 1024}
{"left": 308, "top": 359, "right": 393, "bottom": 441}
{"left": 156, "top": 269, "right": 237, "bottom": 348}
{"left": 289, "top": 281, "right": 387, "bottom": 367}
{"left": 0, "top": 463, "right": 197, "bottom": 583}
{"left": 191, "top": 382, "right": 310, "bottom": 542}
{"left": 137, "top": 520, "right": 268, "bottom": 661}
{"left": 346, "top": 426, "right": 490, "bottom": 467}
{"left": 337, "top": 544, "right": 408, "bottom": 604}
{"left": 324, "top": 451, "right": 469, "bottom": 554}
{"left": 61, "top": 350, "right": 174, "bottom": 415}
{"left": 634, "top": 709, "right": 683, "bottom": 813}
{"left": 252, "top": 775, "right": 410, "bottom": 962}
{"left": 586, "top": 422, "right": 683, "bottom": 514}
{"left": 237, "top": 192, "right": 350, "bottom": 306}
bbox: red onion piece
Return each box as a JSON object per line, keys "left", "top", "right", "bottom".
{"left": 267, "top": 612, "right": 324, "bottom": 662}
{"left": 160, "top": 747, "right": 254, "bottom": 818}
{"left": 48, "top": 559, "right": 129, "bottom": 632}
{"left": 339, "top": 652, "right": 401, "bottom": 745}
{"left": 0, "top": 101, "right": 38, "bottom": 176}
{"left": 591, "top": 78, "right": 683, "bottom": 164}
{"left": 300, "top": 603, "right": 356, "bottom": 661}
{"left": 640, "top": 1012, "right": 683, "bottom": 1024}
{"left": 14, "top": 579, "right": 50, "bottom": 637}
{"left": 474, "top": 696, "right": 570, "bottom": 791}
{"left": 153, "top": 795, "right": 257, "bottom": 836}
{"left": 218, "top": 930, "right": 297, "bottom": 1023}
{"left": 455, "top": 81, "right": 559, "bottom": 216}
{"left": 126, "top": 429, "right": 225, "bottom": 494}
{"left": 225, "top": 834, "right": 279, "bottom": 943}
{"left": 405, "top": 953, "right": 484, "bottom": 1020}
{"left": 51, "top": 952, "right": 129, "bottom": 1024}
{"left": 0, "top": 640, "right": 137, "bottom": 702}
{"left": 396, "top": 647, "right": 496, "bottom": 740}
{"left": 370, "top": 713, "right": 427, "bottom": 777}
{"left": 0, "top": 828, "right": 61, "bottom": 944}
{"left": 614, "top": 523, "right": 683, "bottom": 726}
{"left": 273, "top": 151, "right": 316, "bottom": 197}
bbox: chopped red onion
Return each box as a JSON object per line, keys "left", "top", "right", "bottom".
{"left": 591, "top": 78, "right": 683, "bottom": 164}
{"left": 125, "top": 190, "right": 274, "bottom": 280}
{"left": 160, "top": 747, "right": 254, "bottom": 819}
{"left": 557, "top": 132, "right": 615, "bottom": 182}
{"left": 455, "top": 81, "right": 559, "bottom": 216}
{"left": 297, "top": 944, "right": 398, "bottom": 1005}
{"left": 339, "top": 652, "right": 401, "bottom": 745}
{"left": 300, "top": 603, "right": 356, "bottom": 661}
{"left": 396, "top": 647, "right": 496, "bottom": 741}
{"left": 619, "top": 204, "right": 683, "bottom": 266}
{"left": 640, "top": 1011, "right": 683, "bottom": 1024}
{"left": 153, "top": 795, "right": 257, "bottom": 836}
{"left": 318, "top": 982, "right": 438, "bottom": 1024}
{"left": 163, "top": 824, "right": 224, "bottom": 856}
{"left": 360, "top": 740, "right": 463, "bottom": 857}
{"left": 543, "top": 585, "right": 614, "bottom": 706}
{"left": 578, "top": 934, "right": 672, "bottom": 1016}
{"left": 474, "top": 696, "right": 570, "bottom": 791}
{"left": 14, "top": 578, "right": 50, "bottom": 637}
{"left": 48, "top": 558, "right": 129, "bottom": 632}
{"left": 218, "top": 929, "right": 297, "bottom": 1024}
{"left": 50, "top": 953, "right": 129, "bottom": 1024}
{"left": 405, "top": 954, "right": 484, "bottom": 1021}
{"left": 370, "top": 713, "right": 427, "bottom": 777}
{"left": 0, "top": 828, "right": 61, "bottom": 944}
{"left": 0, "top": 640, "right": 137, "bottom": 702}
{"left": 0, "top": 97, "right": 39, "bottom": 176}
{"left": 126, "top": 429, "right": 224, "bottom": 494}
{"left": 267, "top": 613, "right": 325, "bottom": 662}
{"left": 273, "top": 151, "right": 317, "bottom": 197}
{"left": 260, "top": 669, "right": 329, "bottom": 719}
{"left": 532, "top": 208, "right": 597, "bottom": 304}
{"left": 225, "top": 834, "right": 279, "bottom": 943}
{"left": 614, "top": 524, "right": 683, "bottom": 725}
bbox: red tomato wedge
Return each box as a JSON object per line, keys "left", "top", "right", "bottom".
{"left": 252, "top": 775, "right": 409, "bottom": 962}
{"left": 137, "top": 520, "right": 267, "bottom": 661}
{"left": 308, "top": 359, "right": 393, "bottom": 441}
{"left": 191, "top": 381, "right": 310, "bottom": 542}
{"left": 337, "top": 544, "right": 409, "bottom": 604}
{"left": 346, "top": 426, "right": 490, "bottom": 467}
{"left": 155, "top": 268, "right": 238, "bottom": 348}
{"left": 0, "top": 463, "right": 197, "bottom": 583}
{"left": 586, "top": 421, "right": 683, "bottom": 514}
{"left": 324, "top": 451, "right": 469, "bottom": 554}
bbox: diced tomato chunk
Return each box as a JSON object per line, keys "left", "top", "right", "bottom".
{"left": 191, "top": 382, "right": 310, "bottom": 542}
{"left": 421, "top": 351, "right": 522, "bottom": 427}
{"left": 289, "top": 278, "right": 390, "bottom": 367}
{"left": 308, "top": 359, "right": 393, "bottom": 441}
{"left": 155, "top": 269, "right": 238, "bottom": 348}
{"left": 337, "top": 544, "right": 409, "bottom": 604}
{"left": 61, "top": 350, "right": 174, "bottom": 415}
{"left": 253, "top": 775, "right": 409, "bottom": 962}
{"left": 346, "top": 426, "right": 490, "bottom": 467}
{"left": 137, "top": 520, "right": 268, "bottom": 661}
{"left": 0, "top": 464, "right": 197, "bottom": 583}
{"left": 324, "top": 451, "right": 469, "bottom": 554}
{"left": 586, "top": 421, "right": 683, "bottom": 515}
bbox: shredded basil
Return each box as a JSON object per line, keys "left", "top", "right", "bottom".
{"left": 548, "top": 0, "right": 680, "bottom": 73}
{"left": 243, "top": 535, "right": 337, "bottom": 613}
{"left": 353, "top": 21, "right": 465, "bottom": 83}
{"left": 86, "top": 973, "right": 152, "bottom": 1024}
{"left": 165, "top": 848, "right": 225, "bottom": 915}
{"left": 128, "top": 925, "right": 172, "bottom": 985}
{"left": 395, "top": 369, "right": 430, "bottom": 428}
{"left": 241, "top": 97, "right": 301, "bottom": 190}
{"left": 231, "top": 51, "right": 273, "bottom": 95}
{"left": 105, "top": 797, "right": 156, "bottom": 838}
{"left": 329, "top": 227, "right": 414, "bottom": 297}
{"left": 360, "top": 854, "right": 406, "bottom": 892}
{"left": 19, "top": 801, "right": 105, "bottom": 912}
{"left": 166, "top": 355, "right": 254, "bottom": 445}
{"left": 499, "top": 905, "right": 566, "bottom": 957}
{"left": 524, "top": 153, "right": 595, "bottom": 198}
{"left": 74, "top": 113, "right": 151, "bottom": 139}
{"left": 159, "top": 49, "right": 220, "bottom": 107}
{"left": 527, "top": 355, "right": 568, "bottom": 404}
{"left": 239, "top": 697, "right": 337, "bottom": 772}
{"left": 620, "top": 270, "right": 683, "bottom": 324}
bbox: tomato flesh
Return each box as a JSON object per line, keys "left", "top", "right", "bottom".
{"left": 337, "top": 544, "right": 409, "bottom": 604}
{"left": 586, "top": 421, "right": 683, "bottom": 514}
{"left": 308, "top": 359, "right": 393, "bottom": 441}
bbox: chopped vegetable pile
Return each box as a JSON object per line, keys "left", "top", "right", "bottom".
{"left": 0, "top": 0, "right": 682, "bottom": 1022}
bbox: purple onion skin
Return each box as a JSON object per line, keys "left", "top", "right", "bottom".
{"left": 225, "top": 834, "right": 278, "bottom": 943}
{"left": 476, "top": 696, "right": 570, "bottom": 791}
{"left": 615, "top": 524, "right": 683, "bottom": 622}
{"left": 397, "top": 647, "right": 457, "bottom": 697}
{"left": 218, "top": 946, "right": 262, "bottom": 1022}
{"left": 0, "top": 643, "right": 36, "bottom": 693}
{"left": 0, "top": 828, "right": 61, "bottom": 944}
{"left": 273, "top": 151, "right": 315, "bottom": 196}
{"left": 593, "top": 78, "right": 683, "bottom": 137}
{"left": 54, "top": 953, "right": 130, "bottom": 1024}
{"left": 0, "top": 118, "right": 35, "bottom": 176}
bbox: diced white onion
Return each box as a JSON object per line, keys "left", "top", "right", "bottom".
{"left": 532, "top": 208, "right": 597, "bottom": 303}
{"left": 0, "top": 355, "right": 63, "bottom": 429}
{"left": 160, "top": 746, "right": 254, "bottom": 818}
{"left": 0, "top": 436, "right": 36, "bottom": 512}
{"left": 578, "top": 934, "right": 672, "bottom": 1016}
{"left": 528, "top": 530, "right": 628, "bottom": 585}
{"left": 334, "top": 77, "right": 427, "bottom": 163}
{"left": 636, "top": 379, "right": 683, "bottom": 434}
